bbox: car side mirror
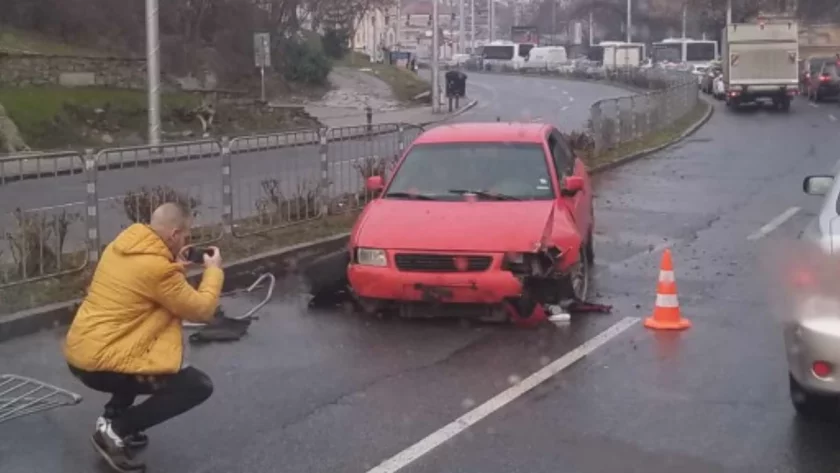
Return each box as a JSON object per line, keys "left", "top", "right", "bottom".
{"left": 561, "top": 176, "right": 584, "bottom": 196}
{"left": 366, "top": 175, "right": 385, "bottom": 194}
{"left": 803, "top": 175, "right": 834, "bottom": 196}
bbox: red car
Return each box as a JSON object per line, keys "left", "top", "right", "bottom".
{"left": 346, "top": 122, "right": 595, "bottom": 324}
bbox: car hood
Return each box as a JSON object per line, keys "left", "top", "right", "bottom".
{"left": 353, "top": 199, "right": 576, "bottom": 252}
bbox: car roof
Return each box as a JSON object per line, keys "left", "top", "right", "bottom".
{"left": 412, "top": 122, "right": 552, "bottom": 145}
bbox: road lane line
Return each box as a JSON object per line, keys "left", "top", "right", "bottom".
{"left": 364, "top": 317, "right": 640, "bottom": 473}
{"left": 830, "top": 114, "right": 838, "bottom": 122}
{"left": 561, "top": 106, "right": 569, "bottom": 111}
{"left": 747, "top": 206, "right": 800, "bottom": 241}
{"left": 562, "top": 90, "right": 569, "bottom": 95}
{"left": 810, "top": 103, "right": 819, "bottom": 108}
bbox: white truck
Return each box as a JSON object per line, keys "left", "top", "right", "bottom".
{"left": 722, "top": 18, "right": 800, "bottom": 111}
{"left": 601, "top": 42, "right": 644, "bottom": 69}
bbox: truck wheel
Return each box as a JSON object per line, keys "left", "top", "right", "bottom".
{"left": 780, "top": 98, "right": 791, "bottom": 112}
{"left": 789, "top": 373, "right": 838, "bottom": 420}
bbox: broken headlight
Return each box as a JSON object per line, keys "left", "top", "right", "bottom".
{"left": 502, "top": 249, "right": 562, "bottom": 276}
{"left": 356, "top": 248, "right": 388, "bottom": 267}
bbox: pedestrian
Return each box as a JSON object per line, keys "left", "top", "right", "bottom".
{"left": 64, "top": 202, "right": 224, "bottom": 473}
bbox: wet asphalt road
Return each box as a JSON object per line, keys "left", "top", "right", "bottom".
{"left": 5, "top": 86, "right": 840, "bottom": 472}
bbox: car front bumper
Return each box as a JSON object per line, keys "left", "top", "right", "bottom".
{"left": 348, "top": 264, "right": 523, "bottom": 304}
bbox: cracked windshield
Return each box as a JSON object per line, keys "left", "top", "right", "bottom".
{"left": 3, "top": 0, "right": 840, "bottom": 472}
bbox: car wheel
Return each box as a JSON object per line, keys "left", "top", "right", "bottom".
{"left": 567, "top": 247, "right": 590, "bottom": 301}
{"left": 789, "top": 373, "right": 838, "bottom": 419}
{"left": 586, "top": 230, "right": 595, "bottom": 266}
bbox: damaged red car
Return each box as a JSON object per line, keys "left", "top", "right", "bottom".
{"left": 347, "top": 122, "right": 594, "bottom": 324}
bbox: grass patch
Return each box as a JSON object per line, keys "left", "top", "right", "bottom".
{"left": 0, "top": 28, "right": 113, "bottom": 57}
{"left": 0, "top": 87, "right": 200, "bottom": 150}
{"left": 586, "top": 101, "right": 711, "bottom": 169}
{"left": 0, "top": 212, "right": 360, "bottom": 315}
{"left": 335, "top": 52, "right": 431, "bottom": 103}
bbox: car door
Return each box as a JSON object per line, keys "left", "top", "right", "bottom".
{"left": 547, "top": 130, "right": 591, "bottom": 236}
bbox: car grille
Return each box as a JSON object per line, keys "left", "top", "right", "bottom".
{"left": 394, "top": 253, "right": 493, "bottom": 272}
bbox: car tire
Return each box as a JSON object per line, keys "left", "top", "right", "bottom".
{"left": 559, "top": 247, "right": 590, "bottom": 301}
{"left": 586, "top": 230, "right": 595, "bottom": 266}
{"left": 789, "top": 373, "right": 838, "bottom": 419}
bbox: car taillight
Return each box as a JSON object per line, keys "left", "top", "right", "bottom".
{"left": 821, "top": 75, "right": 831, "bottom": 82}
{"left": 813, "top": 361, "right": 833, "bottom": 378}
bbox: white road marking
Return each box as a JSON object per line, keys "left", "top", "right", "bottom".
{"left": 568, "top": 96, "right": 576, "bottom": 102}
{"left": 364, "top": 317, "right": 640, "bottom": 473}
{"left": 747, "top": 206, "right": 801, "bottom": 241}
{"left": 810, "top": 102, "right": 819, "bottom": 108}
{"left": 830, "top": 114, "right": 838, "bottom": 122}
{"left": 561, "top": 106, "right": 569, "bottom": 111}
{"left": 562, "top": 90, "right": 569, "bottom": 95}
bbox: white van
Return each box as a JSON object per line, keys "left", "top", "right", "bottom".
{"left": 523, "top": 46, "right": 568, "bottom": 70}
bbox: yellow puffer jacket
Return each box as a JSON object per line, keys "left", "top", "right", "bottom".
{"left": 64, "top": 224, "right": 224, "bottom": 374}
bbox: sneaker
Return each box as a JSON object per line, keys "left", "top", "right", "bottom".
{"left": 90, "top": 421, "right": 146, "bottom": 473}
{"left": 97, "top": 416, "right": 149, "bottom": 450}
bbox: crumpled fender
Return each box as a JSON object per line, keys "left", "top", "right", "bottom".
{"left": 539, "top": 205, "right": 583, "bottom": 271}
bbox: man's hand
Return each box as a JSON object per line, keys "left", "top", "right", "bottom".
{"left": 204, "top": 246, "right": 222, "bottom": 269}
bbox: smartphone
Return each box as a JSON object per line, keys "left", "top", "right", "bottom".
{"left": 185, "top": 247, "right": 214, "bottom": 264}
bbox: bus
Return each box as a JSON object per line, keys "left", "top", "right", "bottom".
{"left": 481, "top": 40, "right": 537, "bottom": 70}
{"left": 652, "top": 38, "right": 718, "bottom": 65}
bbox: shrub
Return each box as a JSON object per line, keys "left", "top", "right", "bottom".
{"left": 121, "top": 186, "right": 201, "bottom": 224}
{"left": 254, "top": 178, "right": 324, "bottom": 224}
{"left": 5, "top": 208, "right": 81, "bottom": 279}
{"left": 281, "top": 39, "right": 332, "bottom": 86}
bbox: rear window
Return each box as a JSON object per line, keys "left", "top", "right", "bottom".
{"left": 386, "top": 142, "right": 554, "bottom": 201}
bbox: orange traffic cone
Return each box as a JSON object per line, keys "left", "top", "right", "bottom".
{"left": 644, "top": 249, "right": 691, "bottom": 330}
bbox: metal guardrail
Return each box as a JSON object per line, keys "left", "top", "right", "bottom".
{"left": 0, "top": 67, "right": 696, "bottom": 291}
{"left": 0, "top": 123, "right": 424, "bottom": 288}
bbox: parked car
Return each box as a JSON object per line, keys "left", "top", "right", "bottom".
{"left": 786, "top": 173, "right": 840, "bottom": 417}
{"left": 806, "top": 58, "right": 840, "bottom": 102}
{"left": 347, "top": 122, "right": 594, "bottom": 323}
{"left": 801, "top": 56, "right": 837, "bottom": 94}
{"left": 700, "top": 63, "right": 723, "bottom": 94}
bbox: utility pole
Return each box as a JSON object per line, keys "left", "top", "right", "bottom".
{"left": 145, "top": 0, "right": 161, "bottom": 146}
{"left": 726, "top": 0, "right": 732, "bottom": 25}
{"left": 552, "top": 0, "right": 557, "bottom": 45}
{"left": 470, "top": 0, "right": 475, "bottom": 51}
{"left": 682, "top": 3, "right": 687, "bottom": 38}
{"left": 626, "top": 0, "right": 632, "bottom": 43}
{"left": 487, "top": 0, "right": 496, "bottom": 41}
{"left": 459, "top": 0, "right": 466, "bottom": 53}
{"left": 589, "top": 10, "right": 594, "bottom": 46}
{"left": 432, "top": 0, "right": 441, "bottom": 113}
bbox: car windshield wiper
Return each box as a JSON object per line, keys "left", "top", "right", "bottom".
{"left": 383, "top": 192, "right": 438, "bottom": 201}
{"left": 448, "top": 189, "right": 521, "bottom": 201}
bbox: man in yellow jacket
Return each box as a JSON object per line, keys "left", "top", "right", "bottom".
{"left": 64, "top": 203, "right": 224, "bottom": 473}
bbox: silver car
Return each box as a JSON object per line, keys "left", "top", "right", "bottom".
{"left": 787, "top": 174, "right": 840, "bottom": 417}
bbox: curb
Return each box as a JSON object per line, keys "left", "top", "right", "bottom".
{"left": 588, "top": 98, "right": 714, "bottom": 175}
{"left": 420, "top": 99, "right": 478, "bottom": 126}
{"left": 0, "top": 99, "right": 709, "bottom": 343}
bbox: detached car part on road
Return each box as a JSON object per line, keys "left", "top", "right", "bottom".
{"left": 346, "top": 122, "right": 594, "bottom": 325}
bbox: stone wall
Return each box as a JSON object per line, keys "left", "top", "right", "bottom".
{"left": 0, "top": 53, "right": 147, "bottom": 89}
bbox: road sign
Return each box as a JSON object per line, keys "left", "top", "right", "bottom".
{"left": 254, "top": 33, "right": 271, "bottom": 68}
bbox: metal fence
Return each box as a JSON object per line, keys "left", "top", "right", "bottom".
{"left": 0, "top": 67, "right": 697, "bottom": 290}
{"left": 0, "top": 123, "right": 422, "bottom": 288}
{"left": 469, "top": 64, "right": 699, "bottom": 155}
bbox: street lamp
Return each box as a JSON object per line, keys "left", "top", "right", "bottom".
{"left": 626, "top": 0, "right": 632, "bottom": 43}
{"left": 145, "top": 0, "right": 161, "bottom": 146}
{"left": 432, "top": 0, "right": 441, "bottom": 113}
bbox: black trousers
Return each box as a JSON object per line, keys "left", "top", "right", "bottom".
{"left": 68, "top": 364, "right": 213, "bottom": 436}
